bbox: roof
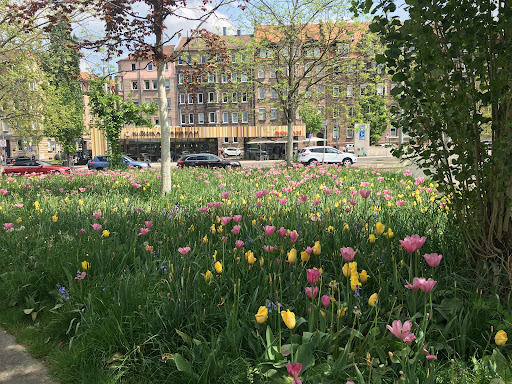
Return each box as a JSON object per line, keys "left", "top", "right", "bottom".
{"left": 117, "top": 45, "right": 175, "bottom": 62}
{"left": 175, "top": 34, "right": 253, "bottom": 52}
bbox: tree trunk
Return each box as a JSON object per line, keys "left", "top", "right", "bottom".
{"left": 155, "top": 25, "right": 171, "bottom": 195}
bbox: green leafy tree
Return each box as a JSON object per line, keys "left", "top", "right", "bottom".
{"left": 41, "top": 25, "right": 85, "bottom": 163}
{"left": 358, "top": 0, "right": 512, "bottom": 284}
{"left": 298, "top": 104, "right": 323, "bottom": 135}
{"left": 87, "top": 77, "right": 156, "bottom": 167}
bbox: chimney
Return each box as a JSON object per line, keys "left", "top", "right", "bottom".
{"left": 237, "top": 29, "right": 241, "bottom": 36}
{"left": 223, "top": 27, "right": 227, "bottom": 36}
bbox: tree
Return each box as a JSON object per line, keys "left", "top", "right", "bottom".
{"left": 358, "top": 0, "right": 512, "bottom": 284}
{"left": 41, "top": 25, "right": 85, "bottom": 164}
{"left": 298, "top": 104, "right": 323, "bottom": 135}
{"left": 232, "top": 0, "right": 359, "bottom": 163}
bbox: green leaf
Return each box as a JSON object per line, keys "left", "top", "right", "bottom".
{"left": 23, "top": 308, "right": 34, "bottom": 315}
{"left": 173, "top": 353, "right": 194, "bottom": 376}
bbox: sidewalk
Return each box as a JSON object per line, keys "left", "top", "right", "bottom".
{"left": 0, "top": 327, "right": 57, "bottom": 384}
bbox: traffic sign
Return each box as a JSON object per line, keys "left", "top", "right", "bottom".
{"left": 359, "top": 125, "right": 366, "bottom": 139}
{"left": 0, "top": 139, "right": 5, "bottom": 147}
{"left": 309, "top": 133, "right": 313, "bottom": 139}
{"left": 28, "top": 146, "right": 33, "bottom": 153}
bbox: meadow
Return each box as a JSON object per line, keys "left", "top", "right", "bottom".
{"left": 0, "top": 162, "right": 510, "bottom": 384}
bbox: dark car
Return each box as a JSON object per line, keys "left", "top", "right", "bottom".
{"left": 7, "top": 155, "right": 31, "bottom": 165}
{"left": 2, "top": 160, "right": 70, "bottom": 175}
{"left": 177, "top": 154, "right": 241, "bottom": 168}
{"left": 88, "top": 155, "right": 150, "bottom": 170}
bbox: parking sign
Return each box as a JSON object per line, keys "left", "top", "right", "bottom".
{"left": 0, "top": 139, "right": 6, "bottom": 147}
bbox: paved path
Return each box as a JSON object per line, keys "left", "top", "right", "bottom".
{"left": 0, "top": 328, "right": 57, "bottom": 384}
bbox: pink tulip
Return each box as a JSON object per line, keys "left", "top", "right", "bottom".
{"left": 91, "top": 223, "right": 102, "bottom": 231}
{"left": 145, "top": 221, "right": 153, "bottom": 229}
{"left": 289, "top": 231, "right": 298, "bottom": 243}
{"left": 386, "top": 320, "right": 415, "bottom": 343}
{"left": 138, "top": 228, "right": 150, "bottom": 236}
{"left": 231, "top": 225, "right": 241, "bottom": 235}
{"left": 349, "top": 199, "right": 357, "bottom": 206}
{"left": 399, "top": 234, "right": 426, "bottom": 253}
{"left": 423, "top": 253, "right": 443, "bottom": 267}
{"left": 306, "top": 269, "right": 322, "bottom": 285}
{"left": 277, "top": 227, "right": 288, "bottom": 237}
{"left": 3, "top": 223, "right": 14, "bottom": 230}
{"left": 419, "top": 278, "right": 437, "bottom": 292}
{"left": 79, "top": 228, "right": 85, "bottom": 235}
{"left": 220, "top": 216, "right": 232, "bottom": 226}
{"left": 351, "top": 190, "right": 357, "bottom": 196}
{"left": 305, "top": 286, "right": 319, "bottom": 299}
{"left": 422, "top": 347, "right": 437, "bottom": 360}
{"left": 74, "top": 271, "right": 87, "bottom": 280}
{"left": 359, "top": 189, "right": 371, "bottom": 198}
{"left": 396, "top": 200, "right": 405, "bottom": 206}
{"left": 199, "top": 207, "right": 208, "bottom": 213}
{"left": 213, "top": 202, "right": 222, "bottom": 208}
{"left": 256, "top": 202, "right": 263, "bottom": 207}
{"left": 305, "top": 247, "right": 313, "bottom": 254}
{"left": 263, "top": 245, "right": 276, "bottom": 253}
{"left": 221, "top": 192, "right": 230, "bottom": 199}
{"left": 340, "top": 247, "right": 358, "bottom": 262}
{"left": 279, "top": 198, "right": 287, "bottom": 205}
{"left": 178, "top": 247, "right": 191, "bottom": 255}
{"left": 233, "top": 215, "right": 242, "bottom": 223}
{"left": 15, "top": 203, "right": 23, "bottom": 208}
{"left": 207, "top": 202, "right": 213, "bottom": 208}
{"left": 286, "top": 363, "right": 302, "bottom": 384}
{"left": 255, "top": 191, "right": 264, "bottom": 198}
{"left": 405, "top": 277, "right": 436, "bottom": 292}
{"left": 312, "top": 199, "right": 320, "bottom": 205}
{"left": 93, "top": 212, "right": 102, "bottom": 219}
{"left": 235, "top": 240, "right": 244, "bottom": 248}
{"left": 321, "top": 295, "right": 331, "bottom": 307}
{"left": 264, "top": 225, "right": 276, "bottom": 236}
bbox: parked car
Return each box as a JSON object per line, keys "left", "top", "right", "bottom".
{"left": 6, "top": 155, "right": 31, "bottom": 165}
{"left": 177, "top": 154, "right": 241, "bottom": 168}
{"left": 2, "top": 160, "right": 70, "bottom": 175}
{"left": 343, "top": 144, "right": 355, "bottom": 153}
{"left": 298, "top": 146, "right": 357, "bottom": 165}
{"left": 87, "top": 155, "right": 150, "bottom": 170}
{"left": 221, "top": 147, "right": 242, "bottom": 157}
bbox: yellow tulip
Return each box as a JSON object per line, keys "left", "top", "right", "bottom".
{"left": 201, "top": 270, "right": 213, "bottom": 282}
{"left": 246, "top": 251, "right": 256, "bottom": 265}
{"left": 342, "top": 263, "right": 350, "bottom": 277}
{"left": 215, "top": 261, "right": 222, "bottom": 274}
{"left": 495, "top": 330, "right": 508, "bottom": 346}
{"left": 343, "top": 223, "right": 349, "bottom": 231}
{"left": 52, "top": 215, "right": 58, "bottom": 223}
{"left": 81, "top": 261, "right": 90, "bottom": 271}
{"left": 252, "top": 219, "right": 256, "bottom": 225}
{"left": 337, "top": 307, "right": 348, "bottom": 318}
{"left": 210, "top": 224, "right": 216, "bottom": 234}
{"left": 301, "top": 251, "right": 310, "bottom": 262}
{"left": 368, "top": 293, "right": 378, "bottom": 307}
{"left": 202, "top": 235, "right": 208, "bottom": 244}
{"left": 34, "top": 201, "right": 40, "bottom": 210}
{"left": 350, "top": 274, "right": 361, "bottom": 291}
{"left": 376, "top": 222, "right": 385, "bottom": 236}
{"left": 387, "top": 228, "right": 394, "bottom": 238}
{"left": 255, "top": 306, "right": 268, "bottom": 324}
{"left": 349, "top": 262, "right": 358, "bottom": 274}
{"left": 217, "top": 225, "right": 223, "bottom": 233}
{"left": 281, "top": 309, "right": 296, "bottom": 329}
{"left": 360, "top": 270, "right": 369, "bottom": 283}
{"left": 287, "top": 248, "right": 297, "bottom": 264}
{"left": 369, "top": 234, "right": 376, "bottom": 243}
{"left": 313, "top": 241, "right": 321, "bottom": 255}
{"left": 259, "top": 257, "right": 265, "bottom": 267}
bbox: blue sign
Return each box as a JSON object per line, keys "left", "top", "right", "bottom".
{"left": 359, "top": 125, "right": 366, "bottom": 140}
{"left": 309, "top": 133, "right": 313, "bottom": 139}
{"left": 28, "top": 146, "right": 33, "bottom": 153}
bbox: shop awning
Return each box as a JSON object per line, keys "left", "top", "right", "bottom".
{"left": 274, "top": 137, "right": 299, "bottom": 143}
{"left": 247, "top": 138, "right": 275, "bottom": 144}
{"left": 302, "top": 137, "right": 326, "bottom": 143}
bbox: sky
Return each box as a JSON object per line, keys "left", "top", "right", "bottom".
{"left": 76, "top": 0, "right": 410, "bottom": 74}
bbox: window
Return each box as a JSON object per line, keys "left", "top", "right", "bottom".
{"left": 270, "top": 68, "right": 276, "bottom": 78}
{"left": 304, "top": 64, "right": 311, "bottom": 76}
{"left": 333, "top": 86, "right": 340, "bottom": 97}
{"left": 221, "top": 74, "right": 228, "bottom": 83}
{"left": 314, "top": 47, "right": 321, "bottom": 57}
{"left": 391, "top": 83, "right": 397, "bottom": 92}
{"left": 242, "top": 92, "right": 248, "bottom": 103}
{"left": 270, "top": 108, "right": 277, "bottom": 120}
{"left": 241, "top": 73, "right": 247, "bottom": 82}
{"left": 231, "top": 73, "right": 237, "bottom": 82}
{"left": 201, "top": 55, "right": 206, "bottom": 64}
{"left": 197, "top": 93, "right": 203, "bottom": 104}
{"left": 377, "top": 83, "right": 384, "bottom": 96}
{"left": 258, "top": 108, "right": 266, "bottom": 120}
{"left": 155, "top": 117, "right": 160, "bottom": 125}
{"left": 209, "top": 112, "right": 216, "bottom": 123}
{"left": 178, "top": 74, "right": 184, "bottom": 84}
{"left": 223, "top": 112, "right": 229, "bottom": 124}
{"left": 231, "top": 54, "right": 236, "bottom": 63}
{"left": 198, "top": 113, "right": 204, "bottom": 124}
{"left": 360, "top": 84, "right": 367, "bottom": 95}
{"left": 337, "top": 43, "right": 350, "bottom": 56}
{"left": 208, "top": 92, "right": 216, "bottom": 103}
{"left": 208, "top": 73, "right": 215, "bottom": 83}
{"left": 189, "top": 114, "right": 194, "bottom": 124}
{"left": 258, "top": 68, "right": 265, "bottom": 78}
{"left": 390, "top": 127, "right": 397, "bottom": 137}
{"left": 165, "top": 80, "right": 170, "bottom": 90}
{"left": 232, "top": 92, "right": 238, "bottom": 103}
{"left": 347, "top": 127, "right": 354, "bottom": 138}
{"left": 377, "top": 63, "right": 385, "bottom": 74}
{"left": 167, "top": 98, "right": 171, "bottom": 109}
{"left": 241, "top": 54, "right": 246, "bottom": 62}
{"left": 188, "top": 94, "right": 194, "bottom": 104}
{"left": 178, "top": 56, "right": 183, "bottom": 64}
{"left": 186, "top": 56, "right": 191, "bottom": 64}
{"left": 132, "top": 81, "right": 138, "bottom": 90}
{"left": 222, "top": 93, "right": 229, "bottom": 103}
{"left": 153, "top": 98, "right": 159, "bottom": 107}
{"left": 144, "top": 80, "right": 150, "bottom": 90}
{"left": 232, "top": 112, "right": 239, "bottom": 123}
{"left": 181, "top": 114, "right": 186, "bottom": 124}
{"left": 316, "top": 86, "right": 323, "bottom": 94}
{"left": 153, "top": 80, "right": 158, "bottom": 89}
{"left": 147, "top": 63, "right": 153, "bottom": 71}
{"left": 258, "top": 87, "right": 265, "bottom": 99}
{"left": 165, "top": 62, "right": 169, "bottom": 71}
{"left": 179, "top": 94, "right": 185, "bottom": 104}
{"left": 347, "top": 85, "right": 353, "bottom": 97}
{"left": 333, "top": 110, "right": 339, "bottom": 119}
{"left": 259, "top": 48, "right": 266, "bottom": 58}
{"left": 233, "top": 137, "right": 239, "bottom": 143}
{"left": 242, "top": 112, "right": 249, "bottom": 123}
{"left": 131, "top": 63, "right": 136, "bottom": 71}
{"left": 270, "top": 89, "right": 277, "bottom": 99}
